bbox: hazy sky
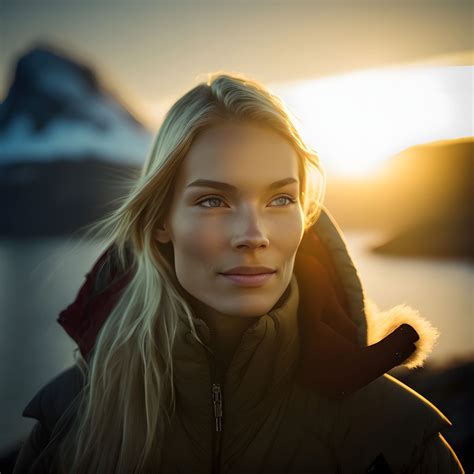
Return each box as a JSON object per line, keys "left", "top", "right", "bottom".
{"left": 1, "top": 0, "right": 472, "bottom": 110}
{"left": 1, "top": 0, "right": 472, "bottom": 178}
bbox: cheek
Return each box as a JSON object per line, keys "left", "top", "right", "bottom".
{"left": 275, "top": 211, "right": 305, "bottom": 250}
{"left": 173, "top": 219, "right": 223, "bottom": 270}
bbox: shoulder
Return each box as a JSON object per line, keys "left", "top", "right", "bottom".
{"left": 334, "top": 373, "right": 453, "bottom": 473}
{"left": 22, "top": 364, "right": 86, "bottom": 434}
{"left": 342, "top": 372, "right": 451, "bottom": 431}
{"left": 12, "top": 366, "right": 85, "bottom": 474}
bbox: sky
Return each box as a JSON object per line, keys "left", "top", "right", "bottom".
{"left": 0, "top": 0, "right": 472, "bottom": 175}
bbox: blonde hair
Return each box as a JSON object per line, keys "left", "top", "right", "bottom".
{"left": 54, "top": 72, "right": 326, "bottom": 473}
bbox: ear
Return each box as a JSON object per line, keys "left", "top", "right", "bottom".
{"left": 154, "top": 224, "right": 172, "bottom": 244}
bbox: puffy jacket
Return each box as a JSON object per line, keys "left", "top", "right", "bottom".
{"left": 13, "top": 206, "right": 465, "bottom": 473}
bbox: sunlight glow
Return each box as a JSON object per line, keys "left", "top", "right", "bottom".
{"left": 272, "top": 65, "right": 472, "bottom": 177}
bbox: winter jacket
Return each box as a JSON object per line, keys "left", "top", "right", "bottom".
{"left": 13, "top": 205, "right": 465, "bottom": 473}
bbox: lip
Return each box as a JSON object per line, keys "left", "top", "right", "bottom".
{"left": 219, "top": 272, "right": 276, "bottom": 287}
{"left": 220, "top": 266, "right": 276, "bottom": 275}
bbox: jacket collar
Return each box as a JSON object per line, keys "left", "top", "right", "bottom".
{"left": 178, "top": 272, "right": 300, "bottom": 381}
{"left": 171, "top": 273, "right": 300, "bottom": 422}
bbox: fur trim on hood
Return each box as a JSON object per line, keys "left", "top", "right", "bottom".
{"left": 364, "top": 299, "right": 440, "bottom": 369}
{"left": 310, "top": 206, "right": 440, "bottom": 370}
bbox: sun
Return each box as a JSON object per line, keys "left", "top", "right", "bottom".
{"left": 272, "top": 65, "right": 472, "bottom": 177}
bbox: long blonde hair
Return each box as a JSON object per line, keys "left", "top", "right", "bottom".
{"left": 54, "top": 72, "right": 326, "bottom": 473}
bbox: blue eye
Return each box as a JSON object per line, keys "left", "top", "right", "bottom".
{"left": 271, "top": 196, "right": 296, "bottom": 207}
{"left": 196, "top": 195, "right": 297, "bottom": 209}
{"left": 198, "top": 197, "right": 226, "bottom": 208}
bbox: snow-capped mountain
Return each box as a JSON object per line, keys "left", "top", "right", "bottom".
{"left": 0, "top": 43, "right": 153, "bottom": 164}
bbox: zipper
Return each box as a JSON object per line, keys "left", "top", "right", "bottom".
{"left": 212, "top": 383, "right": 223, "bottom": 432}
{"left": 199, "top": 318, "right": 259, "bottom": 473}
{"left": 201, "top": 325, "right": 244, "bottom": 473}
{"left": 212, "top": 382, "right": 224, "bottom": 473}
{"left": 207, "top": 349, "right": 224, "bottom": 474}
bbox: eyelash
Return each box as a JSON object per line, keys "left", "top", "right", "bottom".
{"left": 196, "top": 194, "right": 297, "bottom": 209}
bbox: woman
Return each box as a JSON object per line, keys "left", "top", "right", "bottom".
{"left": 13, "top": 73, "right": 464, "bottom": 473}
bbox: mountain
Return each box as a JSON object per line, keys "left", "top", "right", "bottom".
{"left": 325, "top": 138, "right": 473, "bottom": 260}
{"left": 370, "top": 138, "right": 473, "bottom": 260}
{"left": 0, "top": 43, "right": 152, "bottom": 237}
{"left": 0, "top": 42, "right": 153, "bottom": 165}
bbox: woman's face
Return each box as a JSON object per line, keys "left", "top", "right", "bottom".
{"left": 154, "top": 120, "right": 305, "bottom": 319}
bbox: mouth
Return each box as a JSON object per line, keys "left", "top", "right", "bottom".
{"left": 218, "top": 271, "right": 277, "bottom": 287}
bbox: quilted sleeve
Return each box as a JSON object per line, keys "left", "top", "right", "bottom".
{"left": 408, "top": 432, "right": 465, "bottom": 474}
{"left": 12, "top": 421, "right": 51, "bottom": 474}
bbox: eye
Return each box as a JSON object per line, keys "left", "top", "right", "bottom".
{"left": 197, "top": 197, "right": 226, "bottom": 208}
{"left": 196, "top": 195, "right": 297, "bottom": 209}
{"left": 271, "top": 195, "right": 297, "bottom": 207}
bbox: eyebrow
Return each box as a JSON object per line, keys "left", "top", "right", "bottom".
{"left": 186, "top": 177, "right": 299, "bottom": 193}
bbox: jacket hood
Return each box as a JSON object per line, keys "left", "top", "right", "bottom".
{"left": 57, "top": 205, "right": 440, "bottom": 398}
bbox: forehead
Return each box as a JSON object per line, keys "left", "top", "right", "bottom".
{"left": 177, "top": 121, "right": 299, "bottom": 189}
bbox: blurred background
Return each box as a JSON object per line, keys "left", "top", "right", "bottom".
{"left": 0, "top": 0, "right": 472, "bottom": 471}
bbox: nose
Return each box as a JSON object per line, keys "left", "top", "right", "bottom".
{"left": 231, "top": 210, "right": 270, "bottom": 250}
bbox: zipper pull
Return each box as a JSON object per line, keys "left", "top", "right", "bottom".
{"left": 212, "top": 383, "right": 223, "bottom": 432}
